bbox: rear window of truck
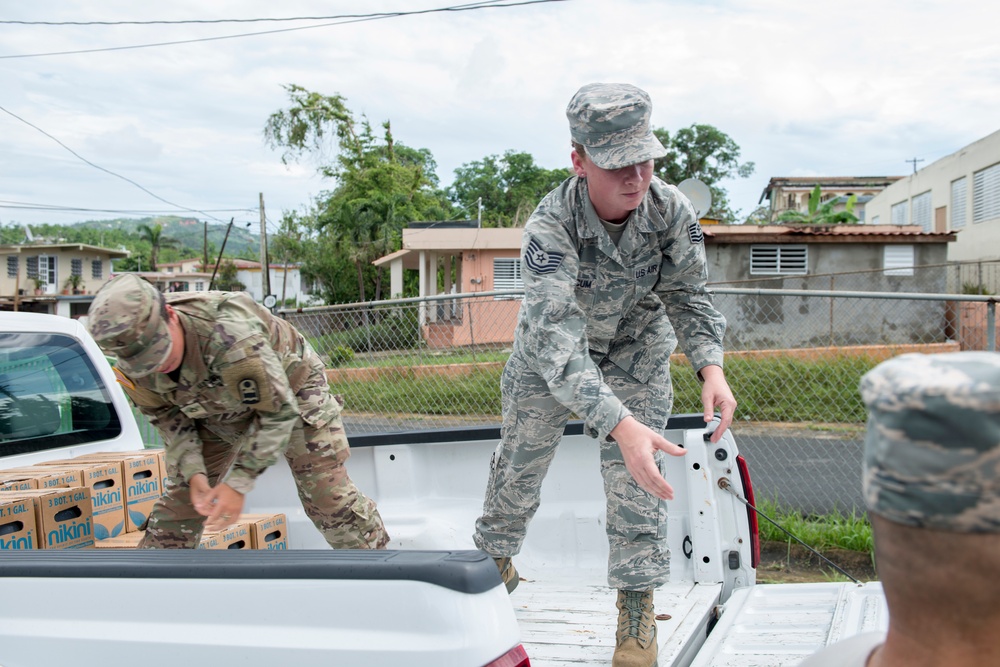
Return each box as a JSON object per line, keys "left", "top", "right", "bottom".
{"left": 0, "top": 333, "right": 122, "bottom": 456}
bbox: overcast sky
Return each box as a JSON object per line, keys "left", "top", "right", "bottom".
{"left": 2, "top": 0, "right": 998, "bottom": 235}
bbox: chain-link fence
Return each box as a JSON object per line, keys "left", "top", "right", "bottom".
{"left": 282, "top": 287, "right": 997, "bottom": 516}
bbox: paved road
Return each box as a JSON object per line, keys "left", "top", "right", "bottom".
{"left": 343, "top": 416, "right": 866, "bottom": 516}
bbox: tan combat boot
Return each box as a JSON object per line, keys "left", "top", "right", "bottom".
{"left": 612, "top": 589, "right": 657, "bottom": 667}
{"left": 493, "top": 557, "right": 520, "bottom": 594}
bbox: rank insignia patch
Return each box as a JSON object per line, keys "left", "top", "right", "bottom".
{"left": 688, "top": 221, "right": 705, "bottom": 245}
{"left": 524, "top": 237, "right": 565, "bottom": 274}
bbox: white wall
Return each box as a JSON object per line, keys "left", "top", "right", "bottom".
{"left": 866, "top": 129, "right": 1000, "bottom": 262}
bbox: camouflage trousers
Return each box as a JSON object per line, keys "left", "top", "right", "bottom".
{"left": 474, "top": 353, "right": 673, "bottom": 590}
{"left": 140, "top": 414, "right": 390, "bottom": 549}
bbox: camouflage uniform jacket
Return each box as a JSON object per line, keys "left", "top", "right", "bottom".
{"left": 118, "top": 292, "right": 339, "bottom": 494}
{"left": 512, "top": 175, "right": 726, "bottom": 440}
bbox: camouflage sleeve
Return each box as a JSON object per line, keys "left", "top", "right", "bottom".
{"left": 210, "top": 301, "right": 301, "bottom": 495}
{"left": 652, "top": 184, "right": 726, "bottom": 374}
{"left": 518, "top": 204, "right": 631, "bottom": 441}
{"left": 126, "top": 388, "right": 207, "bottom": 483}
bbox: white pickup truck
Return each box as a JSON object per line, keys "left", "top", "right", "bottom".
{"left": 0, "top": 312, "right": 887, "bottom": 667}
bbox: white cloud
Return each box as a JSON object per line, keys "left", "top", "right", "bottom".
{"left": 1, "top": 0, "right": 998, "bottom": 227}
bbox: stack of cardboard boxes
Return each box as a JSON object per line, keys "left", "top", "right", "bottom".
{"left": 0, "top": 450, "right": 287, "bottom": 550}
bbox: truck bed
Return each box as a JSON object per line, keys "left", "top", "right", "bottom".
{"left": 245, "top": 418, "right": 758, "bottom": 666}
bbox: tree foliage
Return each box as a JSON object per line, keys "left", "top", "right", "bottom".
{"left": 652, "top": 124, "right": 754, "bottom": 224}
{"left": 136, "top": 222, "right": 180, "bottom": 271}
{"left": 264, "top": 85, "right": 453, "bottom": 302}
{"left": 448, "top": 150, "right": 572, "bottom": 227}
{"left": 776, "top": 185, "right": 860, "bottom": 225}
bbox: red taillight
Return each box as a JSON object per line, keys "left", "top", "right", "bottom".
{"left": 736, "top": 454, "right": 760, "bottom": 568}
{"left": 483, "top": 644, "right": 530, "bottom": 667}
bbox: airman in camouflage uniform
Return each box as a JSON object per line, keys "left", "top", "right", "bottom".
{"left": 473, "top": 83, "right": 737, "bottom": 667}
{"left": 800, "top": 351, "right": 1000, "bottom": 667}
{"left": 87, "top": 273, "right": 389, "bottom": 550}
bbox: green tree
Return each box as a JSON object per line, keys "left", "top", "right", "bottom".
{"left": 448, "top": 150, "right": 572, "bottom": 227}
{"left": 264, "top": 85, "right": 452, "bottom": 303}
{"left": 136, "top": 223, "right": 180, "bottom": 271}
{"left": 213, "top": 259, "right": 245, "bottom": 291}
{"left": 652, "top": 124, "right": 755, "bottom": 224}
{"left": 776, "top": 185, "right": 860, "bottom": 225}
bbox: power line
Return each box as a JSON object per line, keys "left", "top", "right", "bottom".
{"left": 0, "top": 1, "right": 508, "bottom": 26}
{"left": 0, "top": 1, "right": 570, "bottom": 60}
{"left": 0, "top": 199, "right": 256, "bottom": 216}
{"left": 0, "top": 104, "right": 228, "bottom": 224}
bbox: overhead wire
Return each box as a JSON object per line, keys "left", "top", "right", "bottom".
{"left": 0, "top": 1, "right": 509, "bottom": 26}
{"left": 0, "top": 0, "right": 570, "bottom": 60}
{"left": 0, "top": 104, "right": 230, "bottom": 225}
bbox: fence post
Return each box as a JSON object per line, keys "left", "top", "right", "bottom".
{"left": 989, "top": 301, "right": 997, "bottom": 352}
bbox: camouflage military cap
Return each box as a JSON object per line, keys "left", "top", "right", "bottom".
{"left": 859, "top": 352, "right": 1000, "bottom": 533}
{"left": 566, "top": 83, "right": 668, "bottom": 170}
{"left": 86, "top": 274, "right": 172, "bottom": 378}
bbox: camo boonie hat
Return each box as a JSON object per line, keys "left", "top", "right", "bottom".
{"left": 860, "top": 352, "right": 1000, "bottom": 533}
{"left": 566, "top": 83, "right": 667, "bottom": 170}
{"left": 86, "top": 274, "right": 172, "bottom": 378}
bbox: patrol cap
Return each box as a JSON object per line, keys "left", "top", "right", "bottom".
{"left": 859, "top": 352, "right": 1000, "bottom": 533}
{"left": 566, "top": 83, "right": 668, "bottom": 170}
{"left": 86, "top": 273, "right": 173, "bottom": 378}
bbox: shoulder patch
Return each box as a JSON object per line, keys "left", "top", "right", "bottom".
{"left": 524, "top": 237, "right": 565, "bottom": 275}
{"left": 220, "top": 358, "right": 276, "bottom": 410}
{"left": 688, "top": 220, "right": 705, "bottom": 245}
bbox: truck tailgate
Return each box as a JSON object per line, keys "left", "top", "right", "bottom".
{"left": 689, "top": 581, "right": 887, "bottom": 666}
{"left": 514, "top": 577, "right": 722, "bottom": 667}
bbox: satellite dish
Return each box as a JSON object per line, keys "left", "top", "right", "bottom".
{"left": 677, "top": 178, "right": 712, "bottom": 218}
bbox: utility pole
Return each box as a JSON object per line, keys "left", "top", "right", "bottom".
{"left": 203, "top": 222, "right": 208, "bottom": 270}
{"left": 906, "top": 157, "right": 924, "bottom": 174}
{"left": 259, "top": 193, "right": 271, "bottom": 300}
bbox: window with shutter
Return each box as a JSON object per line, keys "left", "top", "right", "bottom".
{"left": 951, "top": 177, "right": 968, "bottom": 229}
{"left": 972, "top": 162, "right": 1000, "bottom": 223}
{"left": 91, "top": 260, "right": 103, "bottom": 279}
{"left": 911, "top": 191, "right": 932, "bottom": 232}
{"left": 750, "top": 245, "right": 808, "bottom": 275}
{"left": 891, "top": 201, "right": 908, "bottom": 226}
{"left": 883, "top": 245, "right": 914, "bottom": 276}
{"left": 26, "top": 256, "right": 38, "bottom": 280}
{"left": 493, "top": 257, "right": 524, "bottom": 299}
{"left": 71, "top": 259, "right": 83, "bottom": 276}
{"left": 6, "top": 256, "right": 17, "bottom": 279}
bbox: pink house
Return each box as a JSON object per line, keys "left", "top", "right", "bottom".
{"left": 373, "top": 221, "right": 523, "bottom": 348}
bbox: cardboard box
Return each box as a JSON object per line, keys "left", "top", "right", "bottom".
{"left": 0, "top": 467, "right": 83, "bottom": 490}
{"left": 0, "top": 496, "right": 38, "bottom": 550}
{"left": 73, "top": 453, "right": 163, "bottom": 532}
{"left": 92, "top": 531, "right": 145, "bottom": 549}
{"left": 199, "top": 521, "right": 251, "bottom": 550}
{"left": 0, "top": 474, "right": 38, "bottom": 492}
{"left": 0, "top": 488, "right": 94, "bottom": 549}
{"left": 240, "top": 513, "right": 288, "bottom": 550}
{"left": 31, "top": 461, "right": 126, "bottom": 540}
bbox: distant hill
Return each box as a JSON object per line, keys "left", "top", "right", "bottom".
{"left": 73, "top": 216, "right": 260, "bottom": 257}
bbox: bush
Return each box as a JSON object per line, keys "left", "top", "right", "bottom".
{"left": 311, "top": 310, "right": 421, "bottom": 355}
{"left": 327, "top": 346, "right": 355, "bottom": 367}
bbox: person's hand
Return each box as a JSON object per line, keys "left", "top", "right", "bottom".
{"left": 189, "top": 473, "right": 214, "bottom": 515}
{"left": 610, "top": 416, "right": 686, "bottom": 500}
{"left": 190, "top": 474, "right": 244, "bottom": 532}
{"left": 699, "top": 365, "right": 737, "bottom": 443}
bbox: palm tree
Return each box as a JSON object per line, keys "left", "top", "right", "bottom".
{"left": 136, "top": 223, "right": 180, "bottom": 271}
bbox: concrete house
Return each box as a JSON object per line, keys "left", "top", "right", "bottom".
{"left": 704, "top": 224, "right": 956, "bottom": 349}
{"left": 864, "top": 129, "right": 1000, "bottom": 272}
{"left": 0, "top": 243, "right": 130, "bottom": 317}
{"left": 374, "top": 220, "right": 956, "bottom": 350}
{"left": 759, "top": 176, "right": 904, "bottom": 223}
{"left": 146, "top": 259, "right": 315, "bottom": 306}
